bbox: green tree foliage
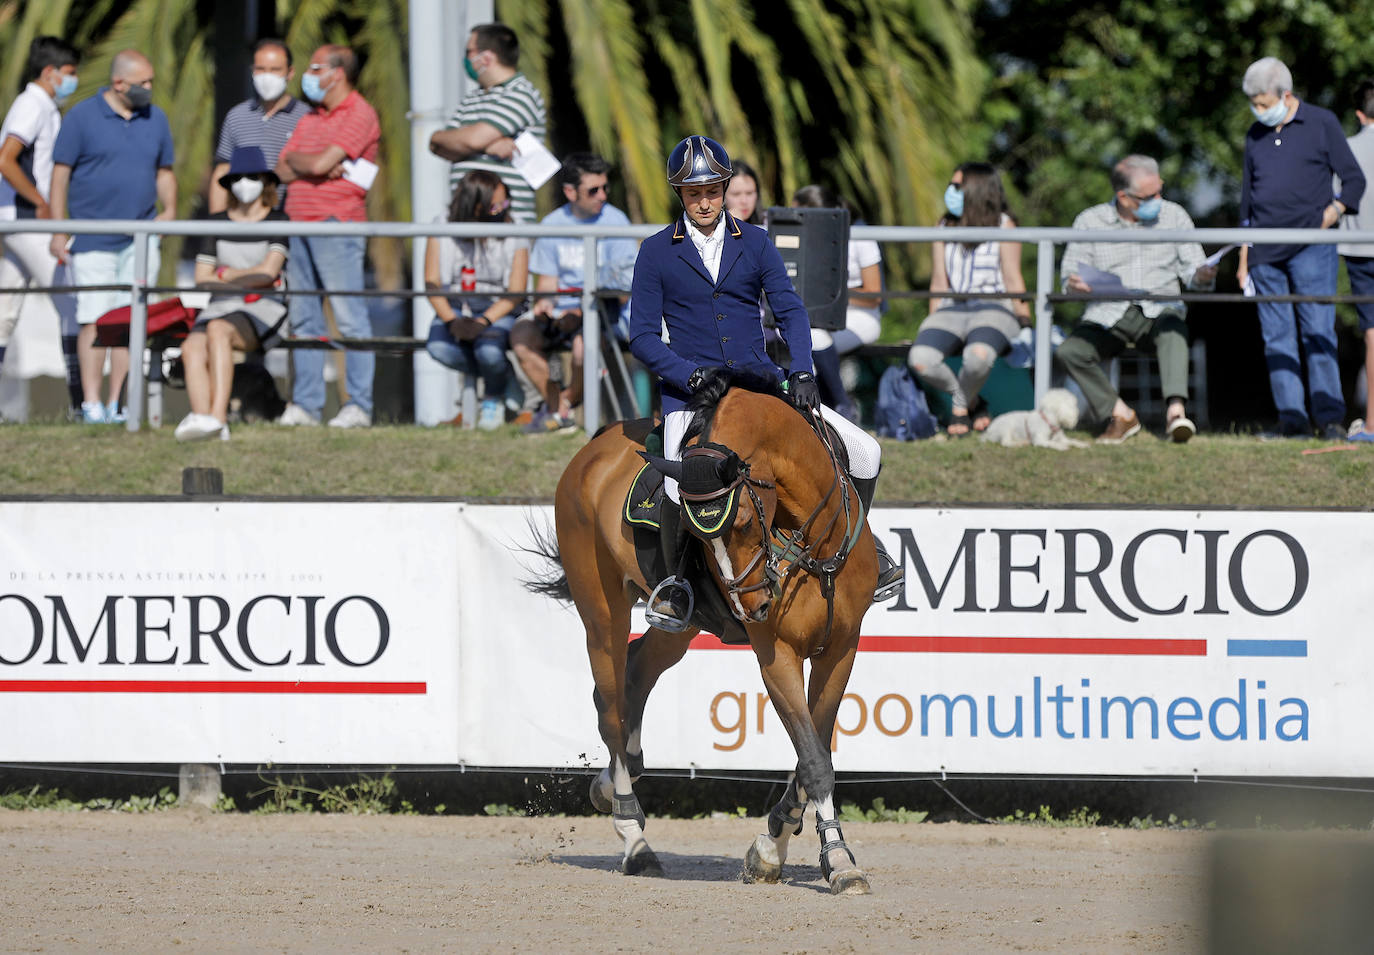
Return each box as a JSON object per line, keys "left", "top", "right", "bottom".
{"left": 498, "top": 0, "right": 990, "bottom": 284}
{"left": 976, "top": 0, "right": 1374, "bottom": 229}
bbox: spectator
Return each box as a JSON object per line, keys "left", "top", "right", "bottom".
{"left": 174, "top": 147, "right": 288, "bottom": 443}
{"left": 908, "top": 162, "right": 1028, "bottom": 436}
{"left": 274, "top": 44, "right": 380, "bottom": 429}
{"left": 424, "top": 170, "right": 529, "bottom": 430}
{"left": 792, "top": 184, "right": 883, "bottom": 421}
{"left": 1056, "top": 155, "right": 1216, "bottom": 444}
{"left": 1339, "top": 79, "right": 1374, "bottom": 443}
{"left": 1237, "top": 56, "right": 1365, "bottom": 440}
{"left": 48, "top": 48, "right": 175, "bottom": 425}
{"left": 429, "top": 23, "right": 546, "bottom": 225}
{"left": 0, "top": 36, "right": 83, "bottom": 416}
{"left": 207, "top": 38, "right": 303, "bottom": 214}
{"left": 510, "top": 152, "right": 637, "bottom": 434}
{"left": 725, "top": 160, "right": 762, "bottom": 224}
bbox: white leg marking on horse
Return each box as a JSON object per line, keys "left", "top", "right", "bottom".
{"left": 627, "top": 728, "right": 641, "bottom": 768}
{"left": 709, "top": 539, "right": 750, "bottom": 619}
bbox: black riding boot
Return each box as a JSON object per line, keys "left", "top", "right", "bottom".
{"left": 645, "top": 504, "right": 694, "bottom": 632}
{"left": 852, "top": 473, "right": 905, "bottom": 602}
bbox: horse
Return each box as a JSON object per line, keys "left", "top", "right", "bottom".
{"left": 527, "top": 370, "right": 879, "bottom": 894}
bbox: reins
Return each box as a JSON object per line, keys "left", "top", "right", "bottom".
{"left": 682, "top": 403, "right": 861, "bottom": 648}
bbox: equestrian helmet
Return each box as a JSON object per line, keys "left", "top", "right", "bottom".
{"left": 666, "top": 135, "right": 733, "bottom": 188}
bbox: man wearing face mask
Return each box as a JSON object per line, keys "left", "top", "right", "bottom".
{"left": 0, "top": 36, "right": 84, "bottom": 417}
{"left": 1237, "top": 56, "right": 1365, "bottom": 440}
{"left": 274, "top": 44, "right": 380, "bottom": 429}
{"left": 428, "top": 23, "right": 546, "bottom": 224}
{"left": 1058, "top": 155, "right": 1216, "bottom": 444}
{"left": 208, "top": 38, "right": 302, "bottom": 214}
{"left": 48, "top": 48, "right": 175, "bottom": 425}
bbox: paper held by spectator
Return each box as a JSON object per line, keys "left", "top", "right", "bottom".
{"left": 512, "top": 131, "right": 560, "bottom": 189}
{"left": 1072, "top": 263, "right": 1148, "bottom": 296}
{"left": 1242, "top": 273, "right": 1257, "bottom": 297}
{"left": 342, "top": 157, "right": 379, "bottom": 192}
{"left": 1202, "top": 243, "right": 1240, "bottom": 268}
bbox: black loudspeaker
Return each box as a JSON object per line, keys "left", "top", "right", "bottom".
{"left": 764, "top": 206, "right": 850, "bottom": 330}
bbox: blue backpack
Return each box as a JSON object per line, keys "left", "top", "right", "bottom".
{"left": 874, "top": 365, "right": 938, "bottom": 441}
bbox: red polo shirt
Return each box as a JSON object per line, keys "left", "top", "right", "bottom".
{"left": 280, "top": 89, "right": 380, "bottom": 222}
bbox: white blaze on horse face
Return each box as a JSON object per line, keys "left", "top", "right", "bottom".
{"left": 709, "top": 539, "right": 751, "bottom": 619}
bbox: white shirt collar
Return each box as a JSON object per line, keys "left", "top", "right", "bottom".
{"left": 684, "top": 213, "right": 726, "bottom": 282}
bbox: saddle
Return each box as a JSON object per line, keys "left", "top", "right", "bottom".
{"left": 622, "top": 426, "right": 749, "bottom": 645}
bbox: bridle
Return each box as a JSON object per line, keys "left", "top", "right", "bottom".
{"left": 679, "top": 407, "right": 864, "bottom": 644}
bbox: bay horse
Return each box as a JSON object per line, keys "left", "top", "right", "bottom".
{"left": 528, "top": 371, "right": 878, "bottom": 894}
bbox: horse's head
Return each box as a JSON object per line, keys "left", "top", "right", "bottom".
{"left": 678, "top": 442, "right": 779, "bottom": 623}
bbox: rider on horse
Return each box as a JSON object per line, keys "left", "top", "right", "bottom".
{"left": 628, "top": 134, "right": 904, "bottom": 629}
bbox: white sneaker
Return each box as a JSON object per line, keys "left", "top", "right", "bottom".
{"left": 328, "top": 403, "right": 372, "bottom": 429}
{"left": 277, "top": 403, "right": 320, "bottom": 427}
{"left": 220, "top": 423, "right": 231, "bottom": 442}
{"left": 80, "top": 401, "right": 106, "bottom": 424}
{"left": 174, "top": 413, "right": 223, "bottom": 443}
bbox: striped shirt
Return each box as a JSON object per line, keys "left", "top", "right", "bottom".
{"left": 214, "top": 96, "right": 305, "bottom": 169}
{"left": 1061, "top": 200, "right": 1207, "bottom": 327}
{"left": 446, "top": 74, "right": 547, "bottom": 224}
{"left": 941, "top": 213, "right": 1010, "bottom": 295}
{"left": 279, "top": 90, "right": 380, "bottom": 222}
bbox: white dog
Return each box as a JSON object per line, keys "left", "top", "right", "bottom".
{"left": 980, "top": 388, "right": 1089, "bottom": 450}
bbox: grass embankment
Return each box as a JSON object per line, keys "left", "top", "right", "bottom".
{"left": 0, "top": 424, "right": 1371, "bottom": 507}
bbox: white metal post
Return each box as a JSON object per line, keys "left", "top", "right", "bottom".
{"left": 125, "top": 232, "right": 150, "bottom": 432}
{"left": 1034, "top": 239, "right": 1055, "bottom": 406}
{"left": 581, "top": 234, "right": 601, "bottom": 434}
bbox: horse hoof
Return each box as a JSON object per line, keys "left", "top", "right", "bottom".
{"left": 828, "top": 867, "right": 871, "bottom": 896}
{"left": 742, "top": 839, "right": 783, "bottom": 884}
{"left": 588, "top": 775, "right": 612, "bottom": 814}
{"left": 623, "top": 848, "right": 665, "bottom": 877}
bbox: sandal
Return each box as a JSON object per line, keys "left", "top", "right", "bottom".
{"left": 971, "top": 398, "right": 991, "bottom": 432}
{"left": 947, "top": 412, "right": 971, "bottom": 437}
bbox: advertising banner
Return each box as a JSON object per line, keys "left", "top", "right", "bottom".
{"left": 1, "top": 501, "right": 1366, "bottom": 777}
{"left": 0, "top": 502, "right": 462, "bottom": 763}
{"left": 463, "top": 505, "right": 1369, "bottom": 778}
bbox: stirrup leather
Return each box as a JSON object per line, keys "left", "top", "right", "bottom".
{"left": 645, "top": 576, "right": 694, "bottom": 632}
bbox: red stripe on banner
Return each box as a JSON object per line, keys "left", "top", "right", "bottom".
{"left": 0, "top": 680, "right": 427, "bottom": 694}
{"left": 631, "top": 633, "right": 1206, "bottom": 655}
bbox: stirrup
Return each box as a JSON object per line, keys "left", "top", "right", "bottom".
{"left": 874, "top": 565, "right": 905, "bottom": 602}
{"left": 645, "top": 576, "right": 694, "bottom": 633}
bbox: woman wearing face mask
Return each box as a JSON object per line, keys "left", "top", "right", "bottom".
{"left": 174, "top": 147, "right": 288, "bottom": 442}
{"left": 909, "top": 162, "right": 1028, "bottom": 436}
{"left": 424, "top": 169, "right": 529, "bottom": 430}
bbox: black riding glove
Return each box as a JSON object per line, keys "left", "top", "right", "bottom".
{"left": 786, "top": 370, "right": 820, "bottom": 411}
{"left": 687, "top": 367, "right": 710, "bottom": 392}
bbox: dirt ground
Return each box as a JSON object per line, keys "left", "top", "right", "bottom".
{"left": 0, "top": 809, "right": 1215, "bottom": 953}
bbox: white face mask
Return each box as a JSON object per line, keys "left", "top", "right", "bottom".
{"left": 230, "top": 177, "right": 265, "bottom": 205}
{"left": 252, "top": 72, "right": 288, "bottom": 102}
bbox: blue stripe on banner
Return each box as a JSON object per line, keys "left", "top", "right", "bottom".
{"left": 1226, "top": 640, "right": 1308, "bottom": 657}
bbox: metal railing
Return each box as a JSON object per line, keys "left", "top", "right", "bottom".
{"left": 5, "top": 218, "right": 1370, "bottom": 433}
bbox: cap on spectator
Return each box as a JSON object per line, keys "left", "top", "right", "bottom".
{"left": 218, "top": 146, "right": 279, "bottom": 188}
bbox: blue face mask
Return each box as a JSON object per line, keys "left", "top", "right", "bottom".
{"left": 1134, "top": 196, "right": 1162, "bottom": 222}
{"left": 301, "top": 72, "right": 325, "bottom": 103}
{"left": 1251, "top": 97, "right": 1288, "bottom": 127}
{"left": 944, "top": 183, "right": 964, "bottom": 218}
{"left": 55, "top": 73, "right": 78, "bottom": 102}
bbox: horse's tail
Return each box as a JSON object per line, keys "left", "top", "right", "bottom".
{"left": 519, "top": 513, "right": 572, "bottom": 603}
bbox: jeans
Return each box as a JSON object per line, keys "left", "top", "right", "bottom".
{"left": 425, "top": 316, "right": 512, "bottom": 397}
{"left": 1250, "top": 243, "right": 1344, "bottom": 429}
{"left": 287, "top": 233, "right": 372, "bottom": 415}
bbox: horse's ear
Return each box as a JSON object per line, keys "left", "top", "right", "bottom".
{"left": 637, "top": 450, "right": 684, "bottom": 483}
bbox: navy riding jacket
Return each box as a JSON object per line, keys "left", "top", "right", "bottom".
{"left": 629, "top": 211, "right": 814, "bottom": 414}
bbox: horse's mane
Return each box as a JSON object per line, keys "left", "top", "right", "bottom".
{"left": 682, "top": 369, "right": 789, "bottom": 444}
